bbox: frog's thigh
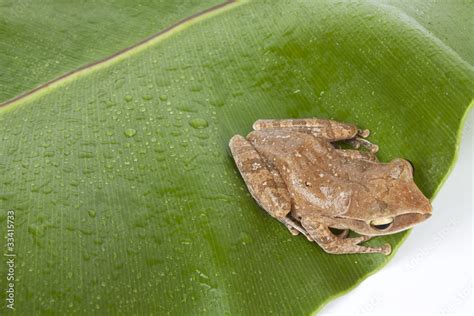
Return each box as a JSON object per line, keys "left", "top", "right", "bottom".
{"left": 229, "top": 135, "right": 291, "bottom": 219}
{"left": 252, "top": 118, "right": 360, "bottom": 142}
{"left": 301, "top": 217, "right": 391, "bottom": 255}
{"left": 336, "top": 149, "right": 378, "bottom": 162}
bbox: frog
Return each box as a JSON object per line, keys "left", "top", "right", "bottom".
{"left": 229, "top": 118, "right": 432, "bottom": 255}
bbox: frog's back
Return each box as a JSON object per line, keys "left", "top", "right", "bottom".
{"left": 246, "top": 129, "right": 347, "bottom": 216}
{"left": 247, "top": 129, "right": 331, "bottom": 161}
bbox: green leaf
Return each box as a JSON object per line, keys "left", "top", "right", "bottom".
{"left": 0, "top": 0, "right": 472, "bottom": 314}
{"left": 0, "top": 0, "right": 223, "bottom": 103}
{"left": 379, "top": 0, "right": 473, "bottom": 65}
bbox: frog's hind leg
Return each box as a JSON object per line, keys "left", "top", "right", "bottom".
{"left": 229, "top": 135, "right": 290, "bottom": 218}
{"left": 253, "top": 118, "right": 360, "bottom": 142}
{"left": 335, "top": 149, "right": 378, "bottom": 162}
{"left": 252, "top": 118, "right": 376, "bottom": 153}
{"left": 229, "top": 135, "right": 312, "bottom": 240}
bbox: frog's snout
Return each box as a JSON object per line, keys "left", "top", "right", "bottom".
{"left": 419, "top": 197, "right": 433, "bottom": 216}
{"left": 369, "top": 211, "right": 431, "bottom": 235}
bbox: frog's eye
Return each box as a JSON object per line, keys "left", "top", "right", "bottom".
{"left": 370, "top": 217, "right": 394, "bottom": 230}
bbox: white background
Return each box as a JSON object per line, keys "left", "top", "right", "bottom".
{"left": 322, "top": 110, "right": 473, "bottom": 316}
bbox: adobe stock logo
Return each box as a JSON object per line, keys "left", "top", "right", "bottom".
{"left": 4, "top": 209, "right": 15, "bottom": 310}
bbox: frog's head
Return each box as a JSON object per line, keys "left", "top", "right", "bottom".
{"left": 339, "top": 158, "right": 432, "bottom": 236}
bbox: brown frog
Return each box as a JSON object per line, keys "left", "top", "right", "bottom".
{"left": 229, "top": 118, "right": 432, "bottom": 255}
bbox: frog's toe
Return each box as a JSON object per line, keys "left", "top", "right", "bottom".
{"left": 357, "top": 129, "right": 370, "bottom": 138}
{"left": 382, "top": 243, "right": 392, "bottom": 256}
{"left": 288, "top": 227, "right": 300, "bottom": 236}
{"left": 354, "top": 137, "right": 379, "bottom": 153}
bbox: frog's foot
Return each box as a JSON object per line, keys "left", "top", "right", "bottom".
{"left": 347, "top": 137, "right": 379, "bottom": 153}
{"left": 301, "top": 218, "right": 391, "bottom": 255}
{"left": 280, "top": 216, "right": 313, "bottom": 241}
{"left": 345, "top": 126, "right": 379, "bottom": 153}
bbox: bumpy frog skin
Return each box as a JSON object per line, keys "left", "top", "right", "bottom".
{"left": 229, "top": 118, "right": 432, "bottom": 255}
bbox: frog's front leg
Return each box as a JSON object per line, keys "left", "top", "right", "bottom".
{"left": 229, "top": 135, "right": 313, "bottom": 240}
{"left": 301, "top": 217, "right": 391, "bottom": 255}
{"left": 253, "top": 118, "right": 378, "bottom": 152}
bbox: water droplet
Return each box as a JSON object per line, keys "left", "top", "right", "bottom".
{"left": 28, "top": 223, "right": 45, "bottom": 237}
{"left": 94, "top": 238, "right": 103, "bottom": 245}
{"left": 237, "top": 232, "right": 253, "bottom": 245}
{"left": 189, "top": 118, "right": 208, "bottom": 129}
{"left": 159, "top": 95, "right": 168, "bottom": 101}
{"left": 114, "top": 78, "right": 125, "bottom": 89}
{"left": 42, "top": 187, "right": 53, "bottom": 194}
{"left": 190, "top": 85, "right": 202, "bottom": 92}
{"left": 142, "top": 95, "right": 153, "bottom": 101}
{"left": 124, "top": 95, "right": 133, "bottom": 102}
{"left": 124, "top": 128, "right": 137, "bottom": 137}
{"left": 177, "top": 105, "right": 197, "bottom": 113}
{"left": 196, "top": 133, "right": 209, "bottom": 140}
{"left": 210, "top": 99, "right": 225, "bottom": 107}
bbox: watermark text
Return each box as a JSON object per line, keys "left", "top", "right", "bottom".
{"left": 4, "top": 209, "right": 15, "bottom": 310}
